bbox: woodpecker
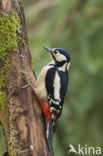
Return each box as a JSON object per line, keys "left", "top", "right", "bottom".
{"left": 34, "top": 46, "right": 71, "bottom": 149}
{"left": 23, "top": 46, "right": 70, "bottom": 150}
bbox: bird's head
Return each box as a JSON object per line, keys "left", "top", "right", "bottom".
{"left": 43, "top": 46, "right": 71, "bottom": 69}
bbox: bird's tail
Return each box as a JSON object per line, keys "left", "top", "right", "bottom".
{"left": 53, "top": 120, "right": 57, "bottom": 132}
{"left": 46, "top": 119, "right": 53, "bottom": 151}
{"left": 46, "top": 119, "right": 57, "bottom": 150}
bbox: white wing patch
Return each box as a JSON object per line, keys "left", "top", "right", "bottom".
{"left": 54, "top": 88, "right": 59, "bottom": 100}
{"left": 53, "top": 71, "right": 61, "bottom": 102}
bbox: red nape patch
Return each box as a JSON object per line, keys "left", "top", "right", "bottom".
{"left": 40, "top": 100, "right": 51, "bottom": 119}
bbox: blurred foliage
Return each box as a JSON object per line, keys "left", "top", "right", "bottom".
{"left": 0, "top": 0, "right": 103, "bottom": 155}
{"left": 0, "top": 124, "right": 7, "bottom": 156}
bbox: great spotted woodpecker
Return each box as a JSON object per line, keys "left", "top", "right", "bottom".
{"left": 35, "top": 46, "right": 70, "bottom": 149}
{"left": 23, "top": 46, "right": 71, "bottom": 150}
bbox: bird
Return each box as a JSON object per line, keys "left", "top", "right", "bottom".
{"left": 23, "top": 46, "right": 71, "bottom": 150}
{"left": 35, "top": 46, "right": 71, "bottom": 149}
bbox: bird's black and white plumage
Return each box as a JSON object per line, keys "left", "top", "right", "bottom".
{"left": 45, "top": 64, "right": 68, "bottom": 128}
{"left": 35, "top": 46, "right": 70, "bottom": 149}
{"left": 44, "top": 47, "right": 70, "bottom": 130}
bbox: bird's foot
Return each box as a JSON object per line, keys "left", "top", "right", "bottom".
{"left": 22, "top": 84, "right": 35, "bottom": 92}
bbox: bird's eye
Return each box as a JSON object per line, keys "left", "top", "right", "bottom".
{"left": 54, "top": 50, "right": 58, "bottom": 54}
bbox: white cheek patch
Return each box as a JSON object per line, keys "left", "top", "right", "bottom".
{"left": 55, "top": 53, "right": 67, "bottom": 62}
{"left": 58, "top": 63, "right": 67, "bottom": 72}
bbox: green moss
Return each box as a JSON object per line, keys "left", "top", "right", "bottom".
{"left": 0, "top": 75, "right": 7, "bottom": 89}
{"left": 0, "top": 92, "right": 7, "bottom": 111}
{"left": 10, "top": 144, "right": 16, "bottom": 156}
{"left": 0, "top": 13, "right": 21, "bottom": 111}
{"left": 0, "top": 13, "right": 21, "bottom": 60}
{"left": 0, "top": 75, "right": 8, "bottom": 111}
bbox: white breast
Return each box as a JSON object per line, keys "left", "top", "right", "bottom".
{"left": 35, "top": 65, "right": 52, "bottom": 101}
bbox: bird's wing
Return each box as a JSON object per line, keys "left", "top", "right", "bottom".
{"left": 45, "top": 67, "right": 63, "bottom": 119}
{"left": 58, "top": 70, "right": 68, "bottom": 99}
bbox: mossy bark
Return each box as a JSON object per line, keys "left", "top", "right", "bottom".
{"left": 0, "top": 0, "right": 53, "bottom": 155}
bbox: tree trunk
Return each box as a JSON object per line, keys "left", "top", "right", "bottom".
{"left": 0, "top": 0, "right": 53, "bottom": 155}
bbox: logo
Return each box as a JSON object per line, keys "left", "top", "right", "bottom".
{"left": 68, "top": 144, "right": 102, "bottom": 155}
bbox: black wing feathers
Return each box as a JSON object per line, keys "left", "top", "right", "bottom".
{"left": 58, "top": 70, "right": 68, "bottom": 99}
{"left": 45, "top": 67, "right": 56, "bottom": 98}
{"left": 45, "top": 67, "right": 68, "bottom": 120}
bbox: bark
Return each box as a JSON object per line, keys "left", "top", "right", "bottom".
{"left": 0, "top": 0, "right": 53, "bottom": 155}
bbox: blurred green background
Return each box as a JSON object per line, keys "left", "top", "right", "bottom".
{"left": 0, "top": 0, "right": 103, "bottom": 155}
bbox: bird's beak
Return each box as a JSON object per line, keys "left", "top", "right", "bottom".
{"left": 43, "top": 46, "right": 52, "bottom": 53}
